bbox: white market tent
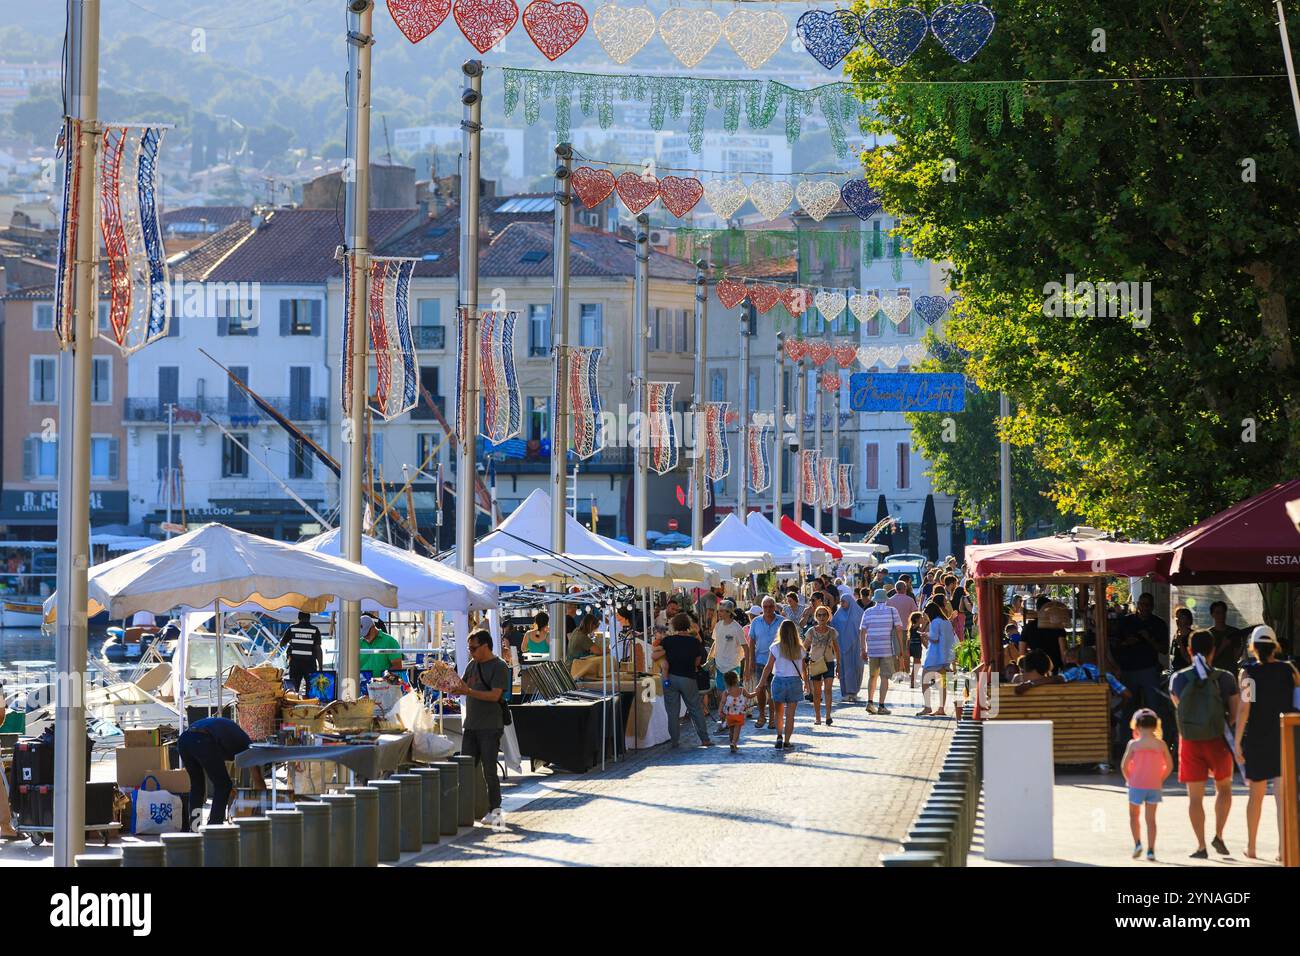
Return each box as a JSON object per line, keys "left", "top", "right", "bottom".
{"left": 742, "top": 512, "right": 828, "bottom": 568}
{"left": 460, "top": 489, "right": 693, "bottom": 589}
{"left": 655, "top": 548, "right": 773, "bottom": 577}
{"left": 800, "top": 521, "right": 879, "bottom": 567}
{"left": 299, "top": 528, "right": 498, "bottom": 614}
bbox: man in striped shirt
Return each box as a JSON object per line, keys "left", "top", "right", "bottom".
{"left": 281, "top": 611, "right": 323, "bottom": 694}
{"left": 859, "top": 590, "right": 903, "bottom": 715}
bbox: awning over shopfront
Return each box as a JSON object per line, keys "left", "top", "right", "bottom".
{"left": 966, "top": 535, "right": 1174, "bottom": 579}
{"left": 1161, "top": 479, "right": 1300, "bottom": 584}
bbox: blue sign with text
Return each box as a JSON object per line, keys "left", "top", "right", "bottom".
{"left": 849, "top": 373, "right": 966, "bottom": 413}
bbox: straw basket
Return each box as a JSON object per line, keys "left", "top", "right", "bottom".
{"left": 225, "top": 665, "right": 279, "bottom": 697}
{"left": 280, "top": 703, "right": 326, "bottom": 733}
{"left": 1037, "top": 601, "right": 1071, "bottom": 629}
{"left": 322, "top": 699, "right": 376, "bottom": 733}
{"left": 235, "top": 692, "right": 280, "bottom": 741}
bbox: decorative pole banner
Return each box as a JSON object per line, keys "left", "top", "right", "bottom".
{"left": 820, "top": 456, "right": 837, "bottom": 505}
{"left": 477, "top": 308, "right": 522, "bottom": 442}
{"left": 646, "top": 380, "right": 679, "bottom": 475}
{"left": 54, "top": 119, "right": 83, "bottom": 349}
{"left": 837, "top": 463, "right": 854, "bottom": 510}
{"left": 746, "top": 422, "right": 771, "bottom": 494}
{"left": 91, "top": 123, "right": 171, "bottom": 356}
{"left": 569, "top": 345, "right": 604, "bottom": 459}
{"left": 800, "top": 449, "right": 820, "bottom": 506}
{"left": 367, "top": 257, "right": 420, "bottom": 420}
{"left": 703, "top": 401, "right": 731, "bottom": 481}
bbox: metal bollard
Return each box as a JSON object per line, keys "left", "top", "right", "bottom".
{"left": 393, "top": 774, "right": 423, "bottom": 853}
{"left": 916, "top": 811, "right": 964, "bottom": 864}
{"left": 881, "top": 851, "right": 943, "bottom": 866}
{"left": 432, "top": 761, "right": 459, "bottom": 835}
{"left": 908, "top": 823, "right": 957, "bottom": 865}
{"left": 201, "top": 823, "right": 241, "bottom": 868}
{"left": 903, "top": 829, "right": 953, "bottom": 867}
{"left": 235, "top": 816, "right": 271, "bottom": 867}
{"left": 76, "top": 853, "right": 122, "bottom": 867}
{"left": 452, "top": 754, "right": 475, "bottom": 826}
{"left": 473, "top": 762, "right": 489, "bottom": 820}
{"left": 346, "top": 786, "right": 379, "bottom": 868}
{"left": 320, "top": 793, "right": 356, "bottom": 868}
{"left": 297, "top": 801, "right": 331, "bottom": 868}
{"left": 161, "top": 831, "right": 203, "bottom": 867}
{"left": 374, "top": 779, "right": 402, "bottom": 863}
{"left": 267, "top": 809, "right": 303, "bottom": 868}
{"left": 122, "top": 843, "right": 165, "bottom": 867}
{"left": 924, "top": 798, "right": 969, "bottom": 849}
{"left": 412, "top": 767, "right": 441, "bottom": 844}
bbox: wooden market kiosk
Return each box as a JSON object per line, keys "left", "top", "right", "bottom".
{"left": 967, "top": 536, "right": 1176, "bottom": 766}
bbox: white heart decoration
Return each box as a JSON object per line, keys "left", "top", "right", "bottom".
{"left": 882, "top": 295, "right": 913, "bottom": 325}
{"left": 784, "top": 412, "right": 797, "bottom": 429}
{"left": 878, "top": 345, "right": 904, "bottom": 368}
{"left": 722, "top": 9, "right": 788, "bottom": 70}
{"left": 903, "top": 343, "right": 927, "bottom": 365}
{"left": 592, "top": 4, "right": 656, "bottom": 64}
{"left": 748, "top": 180, "right": 793, "bottom": 221}
{"left": 813, "top": 290, "right": 846, "bottom": 321}
{"left": 795, "top": 180, "right": 840, "bottom": 222}
{"left": 848, "top": 293, "right": 881, "bottom": 324}
{"left": 857, "top": 345, "right": 880, "bottom": 367}
{"left": 703, "top": 179, "right": 749, "bottom": 220}
{"left": 658, "top": 8, "right": 722, "bottom": 68}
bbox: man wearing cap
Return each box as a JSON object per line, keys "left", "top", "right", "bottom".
{"left": 708, "top": 600, "right": 746, "bottom": 734}
{"left": 359, "top": 614, "right": 404, "bottom": 679}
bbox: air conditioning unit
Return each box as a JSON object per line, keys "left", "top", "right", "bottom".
{"left": 648, "top": 229, "right": 668, "bottom": 247}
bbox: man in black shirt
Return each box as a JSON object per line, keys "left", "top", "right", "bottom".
{"left": 653, "top": 613, "right": 715, "bottom": 749}
{"left": 177, "top": 716, "right": 260, "bottom": 829}
{"left": 1114, "top": 592, "right": 1166, "bottom": 709}
{"left": 1020, "top": 596, "right": 1067, "bottom": 674}
{"left": 447, "top": 629, "right": 511, "bottom": 826}
{"left": 281, "top": 611, "right": 323, "bottom": 694}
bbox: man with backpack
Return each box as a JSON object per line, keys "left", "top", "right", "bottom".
{"left": 1169, "top": 630, "right": 1240, "bottom": 859}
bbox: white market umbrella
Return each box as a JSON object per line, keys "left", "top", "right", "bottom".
{"left": 299, "top": 528, "right": 497, "bottom": 615}
{"left": 800, "top": 520, "right": 879, "bottom": 566}
{"left": 743, "top": 512, "right": 828, "bottom": 568}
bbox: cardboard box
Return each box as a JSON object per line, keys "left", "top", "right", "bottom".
{"left": 115, "top": 745, "right": 170, "bottom": 789}
{"left": 123, "top": 728, "right": 162, "bottom": 748}
{"left": 139, "top": 768, "right": 191, "bottom": 795}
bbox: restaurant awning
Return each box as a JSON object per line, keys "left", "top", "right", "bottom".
{"left": 966, "top": 535, "right": 1173, "bottom": 579}
{"left": 1161, "top": 479, "right": 1300, "bottom": 584}
{"left": 779, "top": 516, "right": 843, "bottom": 560}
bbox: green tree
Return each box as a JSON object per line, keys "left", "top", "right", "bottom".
{"left": 848, "top": 1, "right": 1300, "bottom": 540}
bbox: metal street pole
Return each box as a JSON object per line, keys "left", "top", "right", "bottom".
{"left": 690, "top": 260, "right": 708, "bottom": 550}
{"left": 165, "top": 402, "right": 175, "bottom": 537}
{"left": 832, "top": 383, "right": 841, "bottom": 538}
{"left": 549, "top": 143, "right": 573, "bottom": 661}
{"left": 632, "top": 212, "right": 649, "bottom": 549}
{"left": 54, "top": 0, "right": 100, "bottom": 867}
{"left": 737, "top": 303, "right": 752, "bottom": 518}
{"left": 792, "top": 358, "right": 805, "bottom": 527}
{"left": 999, "top": 391, "right": 1013, "bottom": 543}
{"left": 813, "top": 382, "right": 823, "bottom": 533}
{"left": 456, "top": 58, "right": 484, "bottom": 580}
{"left": 1278, "top": 1, "right": 1300, "bottom": 137}
{"left": 338, "top": 0, "right": 374, "bottom": 702}
{"left": 771, "top": 332, "right": 785, "bottom": 528}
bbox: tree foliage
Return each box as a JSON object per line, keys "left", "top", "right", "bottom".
{"left": 848, "top": 1, "right": 1300, "bottom": 539}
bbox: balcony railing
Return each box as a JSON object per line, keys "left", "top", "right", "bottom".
{"left": 124, "top": 396, "right": 330, "bottom": 423}
{"left": 479, "top": 442, "right": 633, "bottom": 473}
{"left": 413, "top": 325, "right": 446, "bottom": 350}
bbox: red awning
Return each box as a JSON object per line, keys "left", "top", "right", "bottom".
{"left": 967, "top": 535, "right": 1173, "bottom": 579}
{"left": 1162, "top": 479, "right": 1300, "bottom": 584}
{"left": 779, "top": 516, "right": 842, "bottom": 560}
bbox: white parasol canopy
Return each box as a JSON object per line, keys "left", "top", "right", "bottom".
{"left": 298, "top": 528, "right": 497, "bottom": 614}
{"left": 741, "top": 512, "right": 828, "bottom": 568}
{"left": 800, "top": 521, "right": 879, "bottom": 566}
{"left": 46, "top": 523, "right": 398, "bottom": 620}
{"left": 654, "top": 548, "right": 773, "bottom": 577}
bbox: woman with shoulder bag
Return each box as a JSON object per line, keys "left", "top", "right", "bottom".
{"left": 652, "top": 613, "right": 715, "bottom": 749}
{"left": 757, "top": 619, "right": 809, "bottom": 750}
{"left": 803, "top": 605, "right": 839, "bottom": 726}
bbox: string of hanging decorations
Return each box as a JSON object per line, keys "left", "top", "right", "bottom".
{"left": 646, "top": 381, "right": 679, "bottom": 474}
{"left": 477, "top": 308, "right": 523, "bottom": 442}
{"left": 674, "top": 227, "right": 906, "bottom": 280}
{"left": 56, "top": 120, "right": 170, "bottom": 354}
{"left": 386, "top": 1, "right": 995, "bottom": 70}
{"left": 569, "top": 346, "right": 605, "bottom": 459}
{"left": 570, "top": 162, "right": 884, "bottom": 224}
{"left": 799, "top": 449, "right": 820, "bottom": 506}
{"left": 703, "top": 401, "right": 732, "bottom": 481}
{"left": 367, "top": 257, "right": 421, "bottom": 420}
{"left": 746, "top": 422, "right": 771, "bottom": 493}
{"left": 837, "top": 463, "right": 854, "bottom": 509}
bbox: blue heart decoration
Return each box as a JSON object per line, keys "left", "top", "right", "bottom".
{"left": 914, "top": 295, "right": 949, "bottom": 326}
{"left": 796, "top": 10, "right": 863, "bottom": 70}
{"left": 932, "top": 342, "right": 971, "bottom": 362}
{"left": 929, "top": 4, "right": 995, "bottom": 63}
{"left": 840, "top": 179, "right": 883, "bottom": 220}
{"left": 860, "top": 6, "right": 929, "bottom": 67}
{"left": 948, "top": 294, "right": 963, "bottom": 312}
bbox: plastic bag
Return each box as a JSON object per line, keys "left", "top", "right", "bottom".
{"left": 397, "top": 691, "right": 456, "bottom": 761}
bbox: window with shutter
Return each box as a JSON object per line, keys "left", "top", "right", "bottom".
{"left": 897, "top": 443, "right": 910, "bottom": 490}
{"left": 865, "top": 443, "right": 879, "bottom": 489}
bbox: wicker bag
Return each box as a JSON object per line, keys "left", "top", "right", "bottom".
{"left": 235, "top": 692, "right": 280, "bottom": 741}
{"left": 322, "top": 698, "right": 376, "bottom": 733}
{"left": 225, "top": 665, "right": 279, "bottom": 697}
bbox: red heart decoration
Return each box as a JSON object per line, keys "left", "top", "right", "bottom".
{"left": 571, "top": 166, "right": 615, "bottom": 208}
{"left": 658, "top": 175, "right": 703, "bottom": 218}
{"left": 522, "top": 0, "right": 588, "bottom": 60}
{"left": 453, "top": 0, "right": 519, "bottom": 53}
{"left": 783, "top": 338, "right": 808, "bottom": 362}
{"left": 834, "top": 342, "right": 858, "bottom": 368}
{"left": 615, "top": 171, "right": 659, "bottom": 214}
{"left": 781, "top": 287, "right": 810, "bottom": 317}
{"left": 387, "top": 0, "right": 453, "bottom": 43}
{"left": 808, "top": 341, "right": 834, "bottom": 366}
{"left": 820, "top": 372, "right": 841, "bottom": 392}
{"left": 716, "top": 279, "right": 748, "bottom": 309}
{"left": 724, "top": 411, "right": 740, "bottom": 425}
{"left": 748, "top": 283, "right": 781, "bottom": 314}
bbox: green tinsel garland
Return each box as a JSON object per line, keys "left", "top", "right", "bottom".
{"left": 672, "top": 227, "right": 905, "bottom": 283}
{"left": 885, "top": 81, "right": 1027, "bottom": 155}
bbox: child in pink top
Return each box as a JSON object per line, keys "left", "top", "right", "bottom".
{"left": 1121, "top": 709, "right": 1174, "bottom": 861}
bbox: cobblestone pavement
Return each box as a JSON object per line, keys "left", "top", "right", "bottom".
{"left": 410, "top": 681, "right": 956, "bottom": 867}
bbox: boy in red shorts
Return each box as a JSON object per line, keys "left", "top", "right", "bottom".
{"left": 1170, "top": 631, "right": 1240, "bottom": 859}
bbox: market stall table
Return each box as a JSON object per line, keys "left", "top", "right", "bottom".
{"left": 234, "top": 733, "right": 414, "bottom": 805}
{"left": 508, "top": 695, "right": 623, "bottom": 772}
